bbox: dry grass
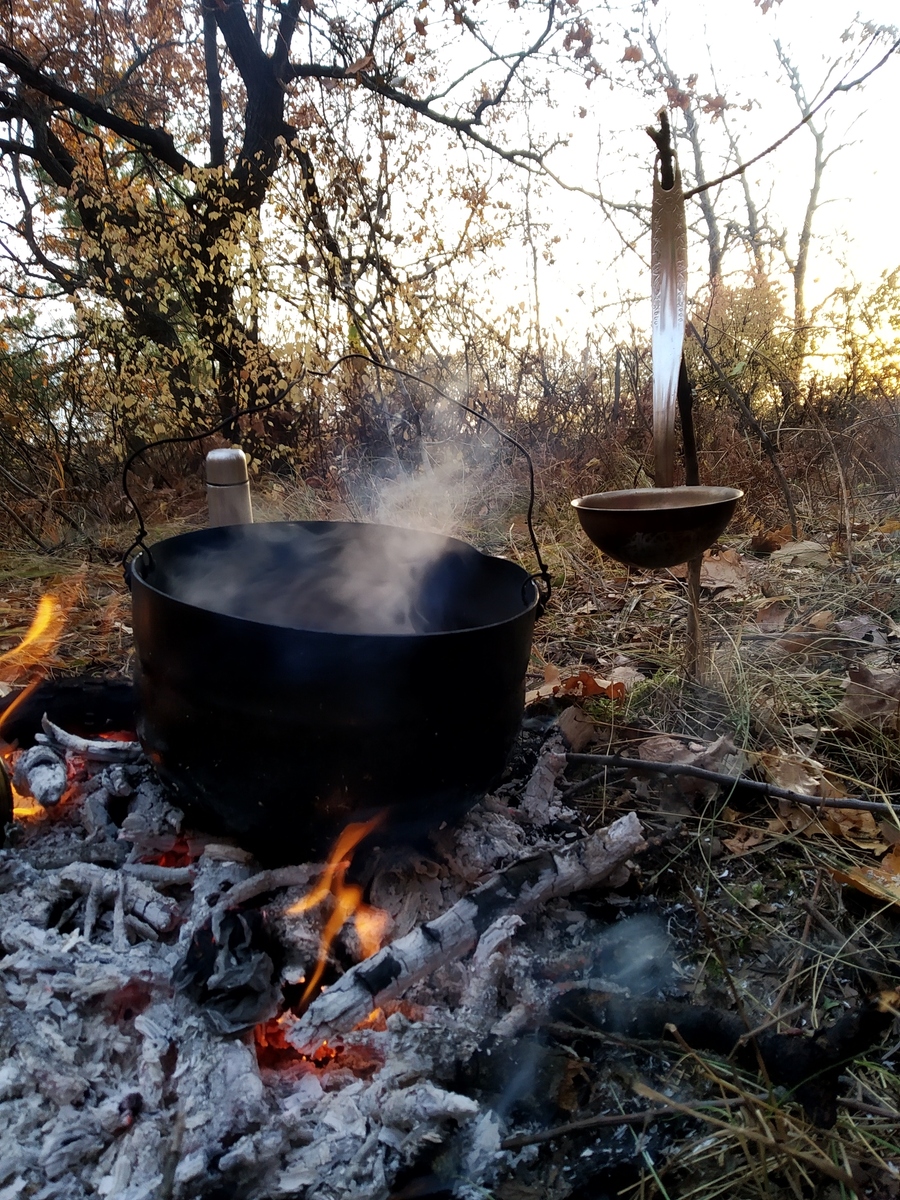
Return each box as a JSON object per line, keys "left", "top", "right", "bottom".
{"left": 3, "top": 467, "right": 900, "bottom": 1198}
{"left": 516, "top": 488, "right": 900, "bottom": 1199}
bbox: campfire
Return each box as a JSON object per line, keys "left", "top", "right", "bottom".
{"left": 0, "top": 590, "right": 649, "bottom": 1198}
{"left": 2, "top": 581, "right": 897, "bottom": 1200}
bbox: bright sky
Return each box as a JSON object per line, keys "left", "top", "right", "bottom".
{"left": 469, "top": 0, "right": 900, "bottom": 349}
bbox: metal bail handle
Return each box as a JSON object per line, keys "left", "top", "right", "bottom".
{"left": 651, "top": 160, "right": 688, "bottom": 490}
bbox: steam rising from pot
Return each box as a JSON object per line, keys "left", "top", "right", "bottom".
{"left": 344, "top": 397, "right": 517, "bottom": 538}
{"left": 144, "top": 521, "right": 520, "bottom": 638}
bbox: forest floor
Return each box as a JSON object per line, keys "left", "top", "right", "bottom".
{"left": 2, "top": 477, "right": 900, "bottom": 1200}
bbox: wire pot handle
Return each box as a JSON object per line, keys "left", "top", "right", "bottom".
{"left": 121, "top": 355, "right": 552, "bottom": 615}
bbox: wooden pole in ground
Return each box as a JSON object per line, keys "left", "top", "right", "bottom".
{"left": 648, "top": 113, "right": 706, "bottom": 681}
{"left": 677, "top": 356, "right": 706, "bottom": 680}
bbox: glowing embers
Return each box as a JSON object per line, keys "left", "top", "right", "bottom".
{"left": 286, "top": 813, "right": 389, "bottom": 1011}
{"left": 254, "top": 1001, "right": 426, "bottom": 1077}
{"left": 254, "top": 1016, "right": 383, "bottom": 1078}
{"left": 250, "top": 817, "right": 403, "bottom": 1076}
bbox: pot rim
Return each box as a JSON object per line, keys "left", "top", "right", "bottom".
{"left": 131, "top": 519, "right": 540, "bottom": 640}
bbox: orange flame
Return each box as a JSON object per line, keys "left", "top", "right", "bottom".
{"left": 354, "top": 904, "right": 392, "bottom": 959}
{"left": 0, "top": 594, "right": 66, "bottom": 673}
{"left": 286, "top": 814, "right": 386, "bottom": 1010}
{"left": 1, "top": 591, "right": 75, "bottom": 813}
{"left": 0, "top": 676, "right": 43, "bottom": 756}
{"left": 11, "top": 784, "right": 43, "bottom": 821}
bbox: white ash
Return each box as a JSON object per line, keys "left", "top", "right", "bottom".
{"left": 519, "top": 731, "right": 572, "bottom": 824}
{"left": 0, "top": 722, "right": 645, "bottom": 1199}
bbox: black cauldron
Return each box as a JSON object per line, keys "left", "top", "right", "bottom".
{"left": 131, "top": 521, "right": 538, "bottom": 863}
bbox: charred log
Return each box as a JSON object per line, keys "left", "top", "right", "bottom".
{"left": 552, "top": 989, "right": 899, "bottom": 1127}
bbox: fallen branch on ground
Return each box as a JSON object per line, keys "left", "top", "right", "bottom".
{"left": 501, "top": 1095, "right": 748, "bottom": 1149}
{"left": 566, "top": 752, "right": 897, "bottom": 816}
{"left": 552, "top": 988, "right": 899, "bottom": 1127}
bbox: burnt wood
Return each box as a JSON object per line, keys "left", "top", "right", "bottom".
{"left": 0, "top": 676, "right": 136, "bottom": 747}
{"left": 553, "top": 989, "right": 898, "bottom": 1127}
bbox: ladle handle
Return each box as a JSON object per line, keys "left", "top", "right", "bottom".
{"left": 651, "top": 162, "right": 688, "bottom": 489}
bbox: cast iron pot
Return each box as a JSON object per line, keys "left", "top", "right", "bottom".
{"left": 131, "top": 521, "right": 539, "bottom": 863}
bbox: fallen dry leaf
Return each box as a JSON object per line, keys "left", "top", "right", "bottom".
{"left": 822, "top": 808, "right": 888, "bottom": 854}
{"left": 790, "top": 722, "right": 827, "bottom": 741}
{"left": 636, "top": 733, "right": 739, "bottom": 801}
{"left": 754, "top": 599, "right": 792, "bottom": 632}
{"left": 638, "top": 734, "right": 694, "bottom": 765}
{"left": 563, "top": 671, "right": 627, "bottom": 700}
{"left": 608, "top": 664, "right": 646, "bottom": 690}
{"left": 526, "top": 664, "right": 626, "bottom": 705}
{"left": 834, "top": 615, "right": 888, "bottom": 648}
{"left": 775, "top": 628, "right": 853, "bottom": 658}
{"left": 750, "top": 523, "right": 795, "bottom": 555}
{"left": 832, "top": 846, "right": 900, "bottom": 903}
{"left": 670, "top": 548, "right": 751, "bottom": 594}
{"left": 556, "top": 705, "right": 599, "bottom": 753}
{"left": 769, "top": 540, "right": 831, "bottom": 567}
{"left": 807, "top": 609, "right": 835, "bottom": 630}
{"left": 767, "top": 803, "right": 822, "bottom": 837}
{"left": 833, "top": 664, "right": 900, "bottom": 735}
{"left": 754, "top": 749, "right": 886, "bottom": 851}
{"left": 754, "top": 749, "right": 845, "bottom": 797}
{"left": 723, "top": 826, "right": 768, "bottom": 856}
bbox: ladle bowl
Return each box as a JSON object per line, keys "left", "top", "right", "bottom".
{"left": 571, "top": 485, "right": 742, "bottom": 570}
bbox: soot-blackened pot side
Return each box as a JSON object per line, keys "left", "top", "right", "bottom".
{"left": 131, "top": 522, "right": 538, "bottom": 864}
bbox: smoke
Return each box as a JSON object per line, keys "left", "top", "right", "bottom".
{"left": 142, "top": 519, "right": 526, "bottom": 638}
{"left": 591, "top": 914, "right": 677, "bottom": 996}
{"left": 146, "top": 396, "right": 529, "bottom": 637}
{"left": 344, "top": 396, "right": 520, "bottom": 541}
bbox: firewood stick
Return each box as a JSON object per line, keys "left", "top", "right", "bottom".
{"left": 39, "top": 715, "right": 142, "bottom": 762}
{"left": 287, "top": 811, "right": 645, "bottom": 1049}
{"left": 55, "top": 862, "right": 180, "bottom": 933}
{"left": 113, "top": 874, "right": 128, "bottom": 951}
{"left": 211, "top": 864, "right": 321, "bottom": 919}
{"left": 82, "top": 879, "right": 102, "bottom": 942}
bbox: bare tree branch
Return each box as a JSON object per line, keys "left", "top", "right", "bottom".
{"left": 0, "top": 44, "right": 191, "bottom": 173}
{"left": 684, "top": 34, "right": 900, "bottom": 200}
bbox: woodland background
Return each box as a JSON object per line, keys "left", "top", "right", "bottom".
{"left": 4, "top": 6, "right": 900, "bottom": 1198}
{"left": 0, "top": 0, "right": 896, "bottom": 548}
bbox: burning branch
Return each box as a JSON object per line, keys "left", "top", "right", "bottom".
{"left": 39, "top": 716, "right": 143, "bottom": 763}
{"left": 286, "top": 811, "right": 645, "bottom": 1050}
